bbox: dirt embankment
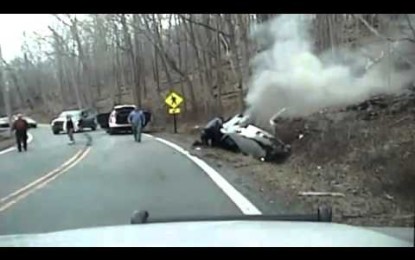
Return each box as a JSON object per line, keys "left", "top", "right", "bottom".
{"left": 156, "top": 93, "right": 415, "bottom": 227}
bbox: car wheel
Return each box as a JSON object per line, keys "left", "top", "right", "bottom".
{"left": 91, "top": 125, "right": 96, "bottom": 131}
{"left": 53, "top": 130, "right": 60, "bottom": 135}
{"left": 131, "top": 210, "right": 149, "bottom": 224}
{"left": 108, "top": 128, "right": 115, "bottom": 135}
{"left": 317, "top": 205, "right": 332, "bottom": 222}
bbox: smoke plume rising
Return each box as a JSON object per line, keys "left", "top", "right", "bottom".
{"left": 245, "top": 14, "right": 414, "bottom": 126}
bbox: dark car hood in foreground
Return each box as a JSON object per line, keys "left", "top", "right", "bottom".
{"left": 0, "top": 221, "right": 412, "bottom": 247}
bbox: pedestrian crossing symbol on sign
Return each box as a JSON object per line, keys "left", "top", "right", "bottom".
{"left": 165, "top": 91, "right": 184, "bottom": 109}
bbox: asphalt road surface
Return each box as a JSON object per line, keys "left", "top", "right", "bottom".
{"left": 0, "top": 127, "right": 254, "bottom": 235}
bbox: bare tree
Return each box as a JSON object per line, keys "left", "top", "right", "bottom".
{"left": 0, "top": 44, "right": 12, "bottom": 126}
{"left": 119, "top": 14, "right": 141, "bottom": 106}
{"left": 142, "top": 14, "right": 199, "bottom": 116}
{"left": 6, "top": 13, "right": 412, "bottom": 128}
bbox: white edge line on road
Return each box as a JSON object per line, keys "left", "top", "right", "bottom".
{"left": 145, "top": 134, "right": 262, "bottom": 215}
{"left": 0, "top": 133, "right": 33, "bottom": 155}
{"left": 0, "top": 146, "right": 14, "bottom": 155}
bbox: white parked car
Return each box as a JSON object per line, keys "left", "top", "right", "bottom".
{"left": 107, "top": 105, "right": 137, "bottom": 135}
{"left": 51, "top": 109, "right": 98, "bottom": 135}
{"left": 0, "top": 117, "right": 9, "bottom": 128}
{"left": 51, "top": 111, "right": 82, "bottom": 134}
{"left": 0, "top": 116, "right": 37, "bottom": 128}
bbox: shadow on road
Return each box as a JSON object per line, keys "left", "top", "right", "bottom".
{"left": 108, "top": 132, "right": 132, "bottom": 136}
{"left": 83, "top": 132, "right": 93, "bottom": 146}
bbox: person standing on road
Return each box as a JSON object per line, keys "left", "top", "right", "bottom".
{"left": 11, "top": 113, "right": 29, "bottom": 152}
{"left": 66, "top": 114, "right": 75, "bottom": 145}
{"left": 128, "top": 108, "right": 146, "bottom": 143}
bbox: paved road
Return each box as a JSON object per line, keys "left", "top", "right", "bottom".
{"left": 0, "top": 127, "right": 245, "bottom": 235}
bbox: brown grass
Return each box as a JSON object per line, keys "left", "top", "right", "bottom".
{"left": 160, "top": 93, "right": 415, "bottom": 227}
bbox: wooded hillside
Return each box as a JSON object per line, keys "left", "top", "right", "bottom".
{"left": 1, "top": 14, "right": 414, "bottom": 125}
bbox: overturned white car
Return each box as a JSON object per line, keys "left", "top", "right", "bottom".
{"left": 198, "top": 114, "right": 291, "bottom": 162}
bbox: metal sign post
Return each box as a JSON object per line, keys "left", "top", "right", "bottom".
{"left": 168, "top": 107, "right": 181, "bottom": 134}
{"left": 173, "top": 113, "right": 177, "bottom": 133}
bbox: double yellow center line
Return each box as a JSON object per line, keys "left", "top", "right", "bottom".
{"left": 0, "top": 147, "right": 91, "bottom": 212}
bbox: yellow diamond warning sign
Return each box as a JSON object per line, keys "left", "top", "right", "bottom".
{"left": 165, "top": 91, "right": 184, "bottom": 109}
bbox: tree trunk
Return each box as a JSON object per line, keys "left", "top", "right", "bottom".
{"left": 328, "top": 14, "right": 336, "bottom": 56}
{"left": 49, "top": 27, "right": 66, "bottom": 106}
{"left": 183, "top": 15, "right": 205, "bottom": 93}
{"left": 6, "top": 68, "right": 27, "bottom": 109}
{"left": 215, "top": 16, "right": 224, "bottom": 116}
{"left": 223, "top": 14, "right": 244, "bottom": 112}
{"left": 237, "top": 15, "right": 251, "bottom": 83}
{"left": 0, "top": 44, "right": 13, "bottom": 128}
{"left": 66, "top": 55, "right": 83, "bottom": 109}
{"left": 201, "top": 15, "right": 214, "bottom": 95}
{"left": 120, "top": 14, "right": 140, "bottom": 106}
{"left": 175, "top": 15, "right": 187, "bottom": 113}
{"left": 142, "top": 14, "right": 175, "bottom": 90}
{"left": 132, "top": 14, "right": 145, "bottom": 105}
{"left": 257, "top": 14, "right": 272, "bottom": 23}
{"left": 152, "top": 45, "right": 161, "bottom": 94}
{"left": 112, "top": 19, "right": 123, "bottom": 105}
{"left": 69, "top": 16, "right": 93, "bottom": 106}
{"left": 150, "top": 14, "right": 198, "bottom": 116}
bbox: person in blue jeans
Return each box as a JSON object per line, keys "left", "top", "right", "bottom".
{"left": 128, "top": 108, "right": 146, "bottom": 142}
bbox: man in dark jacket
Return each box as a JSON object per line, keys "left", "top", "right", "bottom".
{"left": 66, "top": 114, "right": 75, "bottom": 144}
{"left": 11, "top": 113, "right": 29, "bottom": 152}
{"left": 201, "top": 117, "right": 224, "bottom": 147}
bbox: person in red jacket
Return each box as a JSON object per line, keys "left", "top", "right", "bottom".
{"left": 11, "top": 113, "right": 29, "bottom": 152}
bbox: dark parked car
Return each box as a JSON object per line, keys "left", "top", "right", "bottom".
{"left": 97, "top": 113, "right": 110, "bottom": 129}
{"left": 78, "top": 108, "right": 98, "bottom": 130}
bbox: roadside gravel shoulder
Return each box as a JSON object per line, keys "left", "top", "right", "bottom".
{"left": 153, "top": 132, "right": 310, "bottom": 216}
{"left": 153, "top": 131, "right": 414, "bottom": 227}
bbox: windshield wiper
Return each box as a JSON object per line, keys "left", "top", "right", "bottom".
{"left": 131, "top": 206, "right": 332, "bottom": 224}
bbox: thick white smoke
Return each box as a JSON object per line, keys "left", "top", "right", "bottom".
{"left": 245, "top": 14, "right": 414, "bottom": 125}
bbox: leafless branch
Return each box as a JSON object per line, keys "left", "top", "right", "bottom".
{"left": 404, "top": 14, "right": 415, "bottom": 40}
{"left": 0, "top": 56, "right": 9, "bottom": 67}
{"left": 48, "top": 26, "right": 65, "bottom": 43}
{"left": 355, "top": 14, "right": 415, "bottom": 44}
{"left": 177, "top": 14, "right": 231, "bottom": 38}
{"left": 298, "top": 192, "right": 345, "bottom": 197}
{"left": 355, "top": 14, "right": 415, "bottom": 68}
{"left": 53, "top": 14, "right": 71, "bottom": 27}
{"left": 114, "top": 39, "right": 128, "bottom": 52}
